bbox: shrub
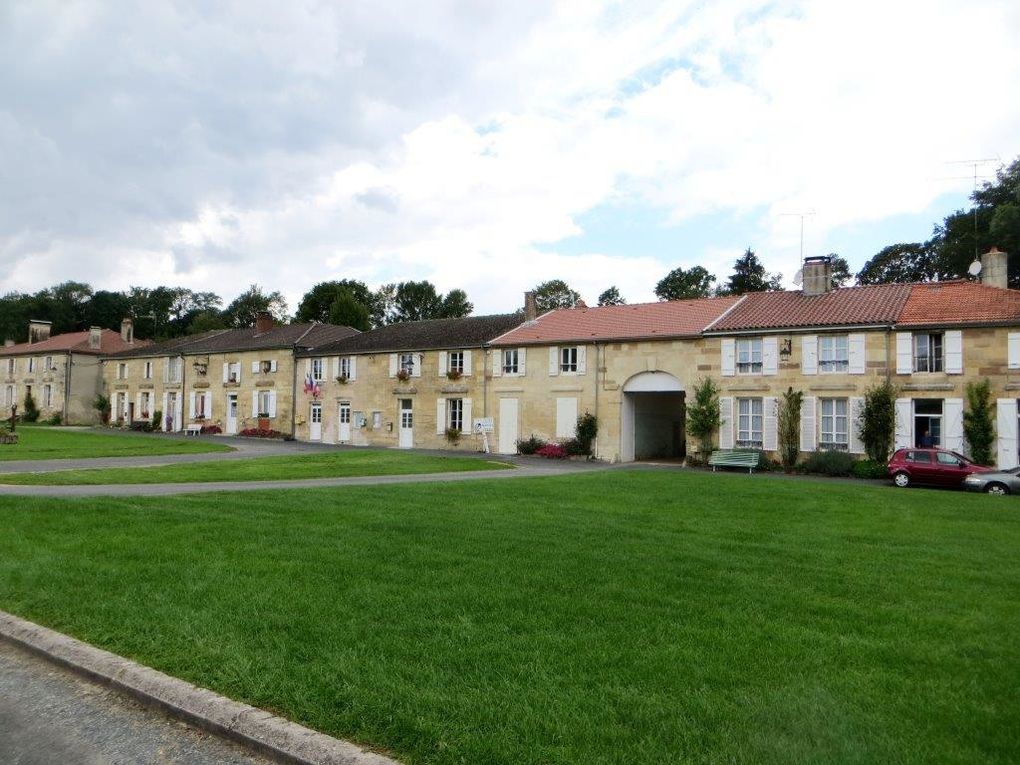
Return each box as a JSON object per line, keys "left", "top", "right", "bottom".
{"left": 963, "top": 379, "right": 995, "bottom": 465}
{"left": 777, "top": 387, "right": 802, "bottom": 470}
{"left": 516, "top": 435, "right": 546, "bottom": 455}
{"left": 444, "top": 427, "right": 462, "bottom": 445}
{"left": 861, "top": 381, "right": 897, "bottom": 462}
{"left": 851, "top": 459, "right": 888, "bottom": 479}
{"left": 574, "top": 412, "right": 598, "bottom": 456}
{"left": 45, "top": 413, "right": 62, "bottom": 425}
{"left": 535, "top": 443, "right": 569, "bottom": 459}
{"left": 687, "top": 377, "right": 721, "bottom": 457}
{"left": 23, "top": 390, "right": 39, "bottom": 423}
{"left": 562, "top": 438, "right": 586, "bottom": 456}
{"left": 239, "top": 427, "right": 284, "bottom": 439}
{"left": 201, "top": 424, "right": 222, "bottom": 435}
{"left": 94, "top": 394, "right": 111, "bottom": 425}
{"left": 151, "top": 409, "right": 162, "bottom": 432}
{"left": 801, "top": 449, "right": 856, "bottom": 477}
{"left": 129, "top": 421, "right": 152, "bottom": 432}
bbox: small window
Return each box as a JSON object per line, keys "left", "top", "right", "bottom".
{"left": 339, "top": 357, "right": 352, "bottom": 380}
{"left": 818, "top": 336, "right": 849, "bottom": 373}
{"left": 117, "top": 362, "right": 128, "bottom": 380}
{"left": 257, "top": 390, "right": 273, "bottom": 416}
{"left": 448, "top": 351, "right": 464, "bottom": 375}
{"left": 914, "top": 333, "right": 944, "bottom": 373}
{"left": 560, "top": 346, "right": 578, "bottom": 373}
{"left": 502, "top": 349, "right": 519, "bottom": 375}
{"left": 399, "top": 353, "right": 415, "bottom": 374}
{"left": 42, "top": 384, "right": 52, "bottom": 408}
{"left": 140, "top": 392, "right": 151, "bottom": 418}
{"left": 166, "top": 357, "right": 182, "bottom": 383}
{"left": 5, "top": 359, "right": 14, "bottom": 375}
{"left": 227, "top": 362, "right": 241, "bottom": 383}
{"left": 372, "top": 411, "right": 382, "bottom": 429}
{"left": 819, "top": 398, "right": 849, "bottom": 450}
{"left": 4, "top": 385, "right": 14, "bottom": 407}
{"left": 448, "top": 398, "right": 464, "bottom": 431}
{"left": 143, "top": 361, "right": 153, "bottom": 379}
{"left": 44, "top": 356, "right": 53, "bottom": 371}
{"left": 28, "top": 357, "right": 36, "bottom": 374}
{"left": 936, "top": 452, "right": 961, "bottom": 466}
{"left": 311, "top": 358, "right": 325, "bottom": 381}
{"left": 906, "top": 451, "right": 932, "bottom": 463}
{"left": 736, "top": 338, "right": 763, "bottom": 375}
{"left": 736, "top": 397, "right": 763, "bottom": 448}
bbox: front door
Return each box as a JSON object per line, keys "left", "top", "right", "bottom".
{"left": 226, "top": 394, "right": 238, "bottom": 434}
{"left": 310, "top": 403, "right": 322, "bottom": 441}
{"left": 398, "top": 398, "right": 413, "bottom": 448}
{"left": 338, "top": 402, "right": 351, "bottom": 443}
{"left": 165, "top": 392, "right": 176, "bottom": 431}
{"left": 498, "top": 397, "right": 519, "bottom": 454}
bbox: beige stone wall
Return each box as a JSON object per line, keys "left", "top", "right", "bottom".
{"left": 103, "top": 354, "right": 187, "bottom": 430}
{"left": 67, "top": 353, "right": 103, "bottom": 424}
{"left": 184, "top": 350, "right": 296, "bottom": 434}
{"left": 2, "top": 351, "right": 103, "bottom": 424}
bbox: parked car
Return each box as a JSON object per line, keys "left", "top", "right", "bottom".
{"left": 887, "top": 448, "right": 994, "bottom": 489}
{"left": 962, "top": 467, "right": 1020, "bottom": 495}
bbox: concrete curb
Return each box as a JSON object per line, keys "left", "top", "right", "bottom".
{"left": 0, "top": 610, "right": 400, "bottom": 765}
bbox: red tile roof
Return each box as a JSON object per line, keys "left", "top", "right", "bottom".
{"left": 897, "top": 280, "right": 1020, "bottom": 327}
{"left": 707, "top": 283, "right": 913, "bottom": 332}
{"left": 0, "top": 329, "right": 148, "bottom": 356}
{"left": 492, "top": 296, "right": 744, "bottom": 345}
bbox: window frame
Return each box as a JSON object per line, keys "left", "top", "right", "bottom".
{"left": 399, "top": 353, "right": 415, "bottom": 375}
{"left": 117, "top": 362, "right": 128, "bottom": 380}
{"left": 736, "top": 397, "right": 764, "bottom": 448}
{"left": 913, "top": 332, "right": 944, "bottom": 373}
{"left": 818, "top": 335, "right": 849, "bottom": 374}
{"left": 257, "top": 390, "right": 273, "bottom": 417}
{"left": 736, "top": 338, "right": 763, "bottom": 375}
{"left": 42, "top": 384, "right": 52, "bottom": 408}
{"left": 502, "top": 348, "right": 519, "bottom": 375}
{"left": 560, "top": 346, "right": 578, "bottom": 373}
{"left": 339, "top": 357, "right": 352, "bottom": 379}
{"left": 28, "top": 357, "right": 36, "bottom": 374}
{"left": 166, "top": 357, "right": 182, "bottom": 383}
{"left": 819, "top": 397, "right": 849, "bottom": 450}
{"left": 448, "top": 398, "right": 464, "bottom": 431}
{"left": 143, "top": 361, "right": 153, "bottom": 380}
{"left": 448, "top": 351, "right": 464, "bottom": 375}
{"left": 311, "top": 358, "right": 325, "bottom": 382}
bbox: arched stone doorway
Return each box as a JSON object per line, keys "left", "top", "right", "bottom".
{"left": 620, "top": 371, "right": 686, "bottom": 462}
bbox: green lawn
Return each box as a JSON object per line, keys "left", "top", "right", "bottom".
{"left": 0, "top": 426, "right": 233, "bottom": 460}
{"left": 0, "top": 450, "right": 512, "bottom": 484}
{"left": 0, "top": 472, "right": 1017, "bottom": 765}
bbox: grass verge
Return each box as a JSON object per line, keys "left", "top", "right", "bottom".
{"left": 0, "top": 426, "right": 232, "bottom": 461}
{"left": 0, "top": 471, "right": 1017, "bottom": 764}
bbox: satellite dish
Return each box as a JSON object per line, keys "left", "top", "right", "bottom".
{"left": 792, "top": 269, "right": 803, "bottom": 286}
{"left": 968, "top": 259, "right": 982, "bottom": 277}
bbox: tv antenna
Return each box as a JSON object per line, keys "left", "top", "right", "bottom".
{"left": 780, "top": 210, "right": 815, "bottom": 263}
{"left": 945, "top": 158, "right": 999, "bottom": 262}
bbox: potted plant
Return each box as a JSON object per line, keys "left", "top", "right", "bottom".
{"left": 336, "top": 374, "right": 349, "bottom": 385}
{"left": 446, "top": 369, "right": 463, "bottom": 381}
{"left": 396, "top": 369, "right": 411, "bottom": 382}
{"left": 258, "top": 412, "right": 271, "bottom": 430}
{"left": 444, "top": 427, "right": 462, "bottom": 445}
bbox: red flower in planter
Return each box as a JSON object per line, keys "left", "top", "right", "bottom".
{"left": 535, "top": 443, "right": 569, "bottom": 459}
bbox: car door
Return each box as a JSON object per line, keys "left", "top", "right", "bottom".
{"left": 907, "top": 450, "right": 935, "bottom": 485}
{"left": 935, "top": 451, "right": 967, "bottom": 486}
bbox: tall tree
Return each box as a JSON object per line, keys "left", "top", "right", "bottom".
{"left": 296, "top": 280, "right": 373, "bottom": 324}
{"left": 720, "top": 248, "right": 782, "bottom": 295}
{"left": 85, "top": 290, "right": 133, "bottom": 332}
{"left": 597, "top": 286, "right": 626, "bottom": 306}
{"left": 654, "top": 266, "right": 716, "bottom": 300}
{"left": 328, "top": 289, "right": 371, "bottom": 331}
{"left": 387, "top": 281, "right": 473, "bottom": 323}
{"left": 439, "top": 289, "right": 473, "bottom": 319}
{"left": 827, "top": 255, "right": 853, "bottom": 288}
{"left": 856, "top": 243, "right": 942, "bottom": 285}
{"left": 222, "top": 284, "right": 289, "bottom": 328}
{"left": 369, "top": 283, "right": 396, "bottom": 328}
{"left": 532, "top": 279, "right": 580, "bottom": 311}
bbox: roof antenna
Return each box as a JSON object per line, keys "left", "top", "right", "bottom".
{"left": 780, "top": 210, "right": 815, "bottom": 285}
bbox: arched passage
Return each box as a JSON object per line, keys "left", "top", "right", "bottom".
{"left": 620, "top": 372, "right": 686, "bottom": 462}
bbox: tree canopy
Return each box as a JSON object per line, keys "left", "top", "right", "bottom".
{"left": 295, "top": 280, "right": 373, "bottom": 324}
{"left": 597, "top": 287, "right": 625, "bottom": 306}
{"left": 720, "top": 248, "right": 782, "bottom": 295}
{"left": 531, "top": 279, "right": 580, "bottom": 311}
{"left": 655, "top": 266, "right": 716, "bottom": 300}
{"left": 387, "top": 281, "right": 474, "bottom": 324}
{"left": 222, "top": 285, "right": 289, "bottom": 328}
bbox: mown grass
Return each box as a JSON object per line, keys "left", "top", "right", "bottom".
{"left": 0, "top": 450, "right": 512, "bottom": 484}
{"left": 0, "top": 426, "right": 232, "bottom": 461}
{"left": 0, "top": 471, "right": 1018, "bottom": 764}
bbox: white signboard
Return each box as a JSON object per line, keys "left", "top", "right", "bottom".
{"left": 473, "top": 417, "right": 494, "bottom": 433}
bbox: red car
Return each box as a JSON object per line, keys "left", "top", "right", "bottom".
{"left": 887, "top": 448, "right": 994, "bottom": 489}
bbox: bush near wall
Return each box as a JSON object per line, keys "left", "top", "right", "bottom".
{"left": 516, "top": 435, "right": 546, "bottom": 455}
{"left": 239, "top": 427, "right": 284, "bottom": 439}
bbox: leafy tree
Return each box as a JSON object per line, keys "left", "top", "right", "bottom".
{"left": 860, "top": 380, "right": 897, "bottom": 462}
{"left": 388, "top": 281, "right": 473, "bottom": 324}
{"left": 85, "top": 290, "right": 133, "bottom": 332}
{"left": 23, "top": 388, "right": 39, "bottom": 423}
{"left": 187, "top": 310, "right": 228, "bottom": 334}
{"left": 655, "top": 266, "right": 716, "bottom": 300}
{"left": 963, "top": 379, "right": 995, "bottom": 466}
{"left": 222, "top": 284, "right": 289, "bottom": 328}
{"left": 777, "top": 387, "right": 803, "bottom": 470}
{"left": 439, "top": 289, "right": 473, "bottom": 319}
{"left": 719, "top": 248, "right": 782, "bottom": 295}
{"left": 597, "top": 287, "right": 626, "bottom": 306}
{"left": 369, "top": 284, "right": 396, "bottom": 328}
{"left": 47, "top": 281, "right": 94, "bottom": 331}
{"left": 827, "top": 255, "right": 852, "bottom": 288}
{"left": 328, "top": 289, "right": 370, "bottom": 331}
{"left": 687, "top": 378, "right": 722, "bottom": 458}
{"left": 531, "top": 279, "right": 580, "bottom": 311}
{"left": 855, "top": 242, "right": 942, "bottom": 285}
{"left": 296, "top": 280, "right": 373, "bottom": 324}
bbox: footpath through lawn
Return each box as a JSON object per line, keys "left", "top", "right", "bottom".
{"left": 0, "top": 426, "right": 232, "bottom": 461}
{"left": 0, "top": 450, "right": 513, "bottom": 484}
{"left": 1, "top": 471, "right": 1018, "bottom": 765}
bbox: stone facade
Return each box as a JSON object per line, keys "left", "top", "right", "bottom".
{"left": 2, "top": 351, "right": 76, "bottom": 423}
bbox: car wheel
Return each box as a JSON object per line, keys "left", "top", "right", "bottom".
{"left": 985, "top": 482, "right": 1010, "bottom": 496}
{"left": 893, "top": 471, "right": 910, "bottom": 488}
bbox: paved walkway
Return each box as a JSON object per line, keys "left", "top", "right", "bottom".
{"left": 0, "top": 640, "right": 273, "bottom": 765}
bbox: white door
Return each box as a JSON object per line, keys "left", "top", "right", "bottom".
{"left": 310, "top": 403, "right": 322, "bottom": 441}
{"left": 338, "top": 402, "right": 351, "bottom": 443}
{"left": 498, "top": 398, "right": 519, "bottom": 454}
{"left": 398, "top": 399, "right": 413, "bottom": 448}
{"left": 226, "top": 394, "right": 238, "bottom": 434}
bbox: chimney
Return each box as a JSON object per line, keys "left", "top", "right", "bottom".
{"left": 523, "top": 291, "right": 538, "bottom": 322}
{"left": 89, "top": 326, "right": 102, "bottom": 350}
{"left": 28, "top": 320, "right": 52, "bottom": 344}
{"left": 255, "top": 311, "right": 274, "bottom": 334}
{"left": 575, "top": 299, "right": 587, "bottom": 309}
{"left": 120, "top": 317, "right": 134, "bottom": 344}
{"left": 802, "top": 256, "right": 834, "bottom": 296}
{"left": 980, "top": 247, "right": 1009, "bottom": 289}
{"left": 4, "top": 340, "right": 14, "bottom": 348}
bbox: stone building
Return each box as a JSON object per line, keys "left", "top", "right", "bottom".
{"left": 1, "top": 319, "right": 142, "bottom": 424}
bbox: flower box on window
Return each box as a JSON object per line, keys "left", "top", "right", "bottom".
{"left": 396, "top": 369, "right": 411, "bottom": 382}
{"left": 336, "top": 374, "right": 349, "bottom": 385}
{"left": 446, "top": 370, "right": 463, "bottom": 381}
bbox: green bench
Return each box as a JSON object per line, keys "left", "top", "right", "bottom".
{"left": 708, "top": 449, "right": 760, "bottom": 473}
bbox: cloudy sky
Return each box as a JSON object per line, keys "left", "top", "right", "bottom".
{"left": 2, "top": 0, "right": 1019, "bottom": 314}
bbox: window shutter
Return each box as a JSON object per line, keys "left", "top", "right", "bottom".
{"left": 389, "top": 354, "right": 398, "bottom": 377}
{"left": 763, "top": 337, "right": 778, "bottom": 376}
{"left": 163, "top": 358, "right": 170, "bottom": 383}
{"left": 997, "top": 399, "right": 1018, "bottom": 469}
{"left": 222, "top": 363, "right": 229, "bottom": 383}
{"left": 462, "top": 398, "right": 472, "bottom": 434}
{"left": 463, "top": 350, "right": 472, "bottom": 376}
{"left": 801, "top": 335, "right": 818, "bottom": 375}
{"left": 944, "top": 330, "right": 963, "bottom": 374}
{"left": 576, "top": 346, "right": 587, "bottom": 375}
{"left": 251, "top": 392, "right": 258, "bottom": 417}
{"left": 1009, "top": 333, "right": 1020, "bottom": 370}
{"left": 270, "top": 360, "right": 278, "bottom": 372}
{"left": 721, "top": 338, "right": 735, "bottom": 376}
{"left": 848, "top": 333, "right": 866, "bottom": 375}
{"left": 268, "top": 391, "right": 277, "bottom": 418}
{"left": 490, "top": 350, "right": 501, "bottom": 378}
{"left": 718, "top": 397, "right": 734, "bottom": 450}
{"left": 349, "top": 357, "right": 357, "bottom": 381}
{"left": 549, "top": 347, "right": 559, "bottom": 376}
{"left": 162, "top": 393, "right": 169, "bottom": 431}
{"left": 412, "top": 355, "right": 421, "bottom": 377}
{"left": 849, "top": 397, "right": 865, "bottom": 454}
{"left": 943, "top": 398, "right": 964, "bottom": 453}
{"left": 800, "top": 396, "right": 816, "bottom": 452}
{"left": 136, "top": 392, "right": 142, "bottom": 414}
{"left": 436, "top": 398, "right": 446, "bottom": 435}
{"left": 205, "top": 393, "right": 213, "bottom": 420}
{"left": 763, "top": 396, "right": 778, "bottom": 451}
{"left": 236, "top": 363, "right": 241, "bottom": 384}
{"left": 518, "top": 348, "right": 526, "bottom": 376}
{"left": 895, "top": 333, "right": 912, "bottom": 374}
{"left": 189, "top": 391, "right": 196, "bottom": 418}
{"left": 438, "top": 351, "right": 448, "bottom": 376}
{"left": 252, "top": 360, "right": 260, "bottom": 375}
{"left": 894, "top": 398, "right": 911, "bottom": 450}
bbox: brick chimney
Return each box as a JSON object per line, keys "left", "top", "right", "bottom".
{"left": 89, "top": 326, "right": 102, "bottom": 350}
{"left": 28, "top": 320, "right": 52, "bottom": 344}
{"left": 255, "top": 311, "right": 274, "bottom": 334}
{"left": 523, "top": 291, "right": 538, "bottom": 322}
{"left": 120, "top": 317, "right": 134, "bottom": 344}
{"left": 980, "top": 247, "right": 1008, "bottom": 289}
{"left": 802, "top": 256, "right": 834, "bottom": 296}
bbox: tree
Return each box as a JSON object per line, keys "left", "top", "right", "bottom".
{"left": 720, "top": 248, "right": 782, "bottom": 295}
{"left": 296, "top": 280, "right": 373, "bottom": 324}
{"left": 860, "top": 380, "right": 897, "bottom": 462}
{"left": 222, "top": 284, "right": 289, "bottom": 328}
{"left": 855, "top": 242, "right": 942, "bottom": 285}
{"left": 387, "top": 281, "right": 473, "bottom": 324}
{"left": 687, "top": 378, "right": 722, "bottom": 459}
{"left": 531, "top": 279, "right": 580, "bottom": 311}
{"left": 328, "top": 289, "right": 370, "bottom": 331}
{"left": 654, "top": 266, "right": 716, "bottom": 300}
{"left": 85, "top": 290, "right": 133, "bottom": 332}
{"left": 777, "top": 387, "right": 803, "bottom": 470}
{"left": 187, "top": 310, "right": 228, "bottom": 334}
{"left": 439, "top": 289, "right": 473, "bottom": 319}
{"left": 47, "top": 281, "right": 94, "bottom": 331}
{"left": 827, "top": 255, "right": 852, "bottom": 288}
{"left": 369, "top": 284, "right": 396, "bottom": 328}
{"left": 597, "top": 287, "right": 625, "bottom": 306}
{"left": 23, "top": 388, "right": 39, "bottom": 423}
{"left": 963, "top": 379, "right": 995, "bottom": 466}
